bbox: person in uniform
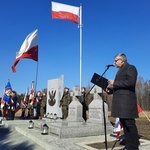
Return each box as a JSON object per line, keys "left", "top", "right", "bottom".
{"left": 59, "top": 87, "right": 72, "bottom": 119}
{"left": 36, "top": 91, "right": 46, "bottom": 119}
{"left": 21, "top": 93, "right": 29, "bottom": 118}
{"left": 11, "top": 90, "right": 18, "bottom": 120}
{"left": 21, "top": 99, "right": 27, "bottom": 118}
{"left": 27, "top": 97, "right": 34, "bottom": 118}
{"left": 80, "top": 87, "right": 93, "bottom": 121}
{"left": 40, "top": 92, "right": 47, "bottom": 118}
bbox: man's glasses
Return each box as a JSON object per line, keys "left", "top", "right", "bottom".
{"left": 114, "top": 59, "right": 120, "bottom": 62}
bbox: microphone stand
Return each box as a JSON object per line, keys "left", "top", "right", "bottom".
{"left": 86, "top": 66, "right": 111, "bottom": 150}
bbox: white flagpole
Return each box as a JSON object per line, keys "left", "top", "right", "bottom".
{"left": 79, "top": 4, "right": 82, "bottom": 92}
{"left": 35, "top": 61, "right": 38, "bottom": 94}
{"left": 142, "top": 111, "right": 150, "bottom": 122}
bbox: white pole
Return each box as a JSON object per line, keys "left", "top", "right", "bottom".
{"left": 79, "top": 4, "right": 82, "bottom": 92}
{"left": 142, "top": 111, "right": 150, "bottom": 122}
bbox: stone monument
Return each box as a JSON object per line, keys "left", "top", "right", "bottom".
{"left": 46, "top": 75, "right": 64, "bottom": 118}
{"left": 67, "top": 87, "right": 84, "bottom": 122}
{"left": 38, "top": 85, "right": 113, "bottom": 138}
{"left": 88, "top": 85, "right": 110, "bottom": 124}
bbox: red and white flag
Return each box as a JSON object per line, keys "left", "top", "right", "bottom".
{"left": 29, "top": 81, "right": 35, "bottom": 105}
{"left": 24, "top": 87, "right": 29, "bottom": 103}
{"left": 11, "top": 29, "right": 38, "bottom": 73}
{"left": 113, "top": 118, "right": 122, "bottom": 139}
{"left": 52, "top": 1, "right": 79, "bottom": 23}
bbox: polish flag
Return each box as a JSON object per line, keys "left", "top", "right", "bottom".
{"left": 24, "top": 88, "right": 29, "bottom": 103}
{"left": 113, "top": 118, "right": 122, "bottom": 139}
{"left": 11, "top": 29, "right": 38, "bottom": 73}
{"left": 52, "top": 1, "right": 79, "bottom": 23}
{"left": 29, "top": 81, "right": 35, "bottom": 105}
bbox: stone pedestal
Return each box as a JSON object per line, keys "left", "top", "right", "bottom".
{"left": 88, "top": 95, "right": 109, "bottom": 124}
{"left": 67, "top": 87, "right": 84, "bottom": 122}
{"left": 39, "top": 86, "right": 113, "bottom": 139}
{"left": 87, "top": 86, "right": 113, "bottom": 131}
{"left": 36, "top": 119, "right": 113, "bottom": 139}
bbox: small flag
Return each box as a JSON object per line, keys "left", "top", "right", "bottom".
{"left": 29, "top": 81, "right": 35, "bottom": 105}
{"left": 113, "top": 118, "right": 122, "bottom": 140}
{"left": 137, "top": 104, "right": 150, "bottom": 122}
{"left": 52, "top": 1, "right": 79, "bottom": 23}
{"left": 3, "top": 80, "right": 12, "bottom": 104}
{"left": 5, "top": 80, "right": 12, "bottom": 91}
{"left": 24, "top": 87, "right": 29, "bottom": 103}
{"left": 137, "top": 104, "right": 143, "bottom": 113}
{"left": 11, "top": 29, "right": 38, "bottom": 73}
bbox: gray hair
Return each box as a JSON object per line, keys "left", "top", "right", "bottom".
{"left": 114, "top": 53, "right": 127, "bottom": 62}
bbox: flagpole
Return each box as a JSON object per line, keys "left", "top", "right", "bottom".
{"left": 79, "top": 4, "right": 82, "bottom": 92}
{"left": 142, "top": 111, "right": 150, "bottom": 122}
{"left": 35, "top": 61, "right": 38, "bottom": 94}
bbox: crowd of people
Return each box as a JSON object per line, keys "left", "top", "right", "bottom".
{"left": 1, "top": 90, "right": 18, "bottom": 120}
{"left": 0, "top": 80, "right": 47, "bottom": 120}
{"left": 0, "top": 81, "right": 19, "bottom": 120}
{"left": 0, "top": 83, "right": 94, "bottom": 121}
{"left": 20, "top": 91, "right": 47, "bottom": 119}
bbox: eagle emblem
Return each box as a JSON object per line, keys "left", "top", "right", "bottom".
{"left": 48, "top": 90, "right": 56, "bottom": 106}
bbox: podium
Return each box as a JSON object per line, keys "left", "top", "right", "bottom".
{"left": 91, "top": 73, "right": 108, "bottom": 91}
{"left": 90, "top": 72, "right": 110, "bottom": 150}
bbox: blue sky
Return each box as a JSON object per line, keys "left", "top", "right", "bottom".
{"left": 0, "top": 0, "right": 150, "bottom": 94}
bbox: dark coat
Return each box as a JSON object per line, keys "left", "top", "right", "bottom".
{"left": 111, "top": 62, "right": 139, "bottom": 118}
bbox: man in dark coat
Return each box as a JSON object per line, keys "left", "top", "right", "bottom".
{"left": 107, "top": 53, "right": 139, "bottom": 150}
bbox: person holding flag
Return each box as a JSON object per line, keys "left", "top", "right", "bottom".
{"left": 11, "top": 90, "right": 19, "bottom": 120}
{"left": 27, "top": 81, "right": 35, "bottom": 118}
{"left": 21, "top": 88, "right": 29, "bottom": 118}
{"left": 2, "top": 80, "right": 13, "bottom": 120}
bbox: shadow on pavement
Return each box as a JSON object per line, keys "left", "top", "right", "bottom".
{"left": 0, "top": 111, "right": 42, "bottom": 150}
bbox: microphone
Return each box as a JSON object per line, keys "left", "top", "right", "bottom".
{"left": 106, "top": 64, "right": 115, "bottom": 67}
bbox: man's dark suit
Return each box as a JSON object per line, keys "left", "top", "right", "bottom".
{"left": 111, "top": 62, "right": 139, "bottom": 150}
{"left": 111, "top": 62, "right": 139, "bottom": 118}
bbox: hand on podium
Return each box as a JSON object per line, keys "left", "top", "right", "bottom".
{"left": 106, "top": 80, "right": 114, "bottom": 94}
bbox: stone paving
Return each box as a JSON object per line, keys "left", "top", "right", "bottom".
{"left": 1, "top": 118, "right": 150, "bottom": 150}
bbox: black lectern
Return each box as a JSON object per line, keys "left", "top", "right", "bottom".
{"left": 90, "top": 72, "right": 109, "bottom": 150}
{"left": 91, "top": 73, "right": 108, "bottom": 92}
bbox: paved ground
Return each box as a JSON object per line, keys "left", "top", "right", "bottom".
{"left": 0, "top": 121, "right": 44, "bottom": 150}
{"left": 0, "top": 118, "right": 150, "bottom": 150}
